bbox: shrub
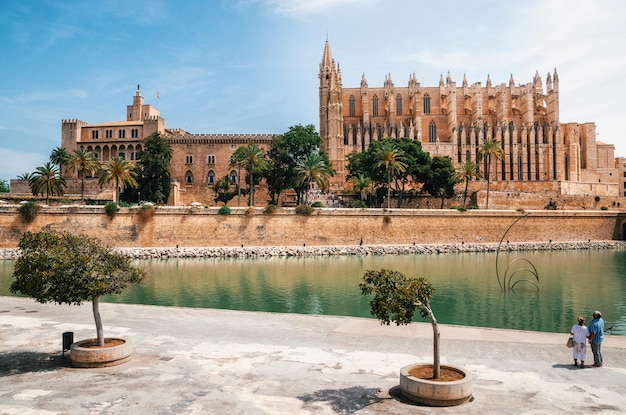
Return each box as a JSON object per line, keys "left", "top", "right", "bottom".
{"left": 218, "top": 205, "right": 231, "bottom": 215}
{"left": 544, "top": 200, "right": 557, "bottom": 210}
{"left": 468, "top": 205, "right": 479, "bottom": 210}
{"left": 245, "top": 206, "right": 256, "bottom": 216}
{"left": 311, "top": 201, "right": 326, "bottom": 208}
{"left": 383, "top": 215, "right": 391, "bottom": 224}
{"left": 118, "top": 200, "right": 132, "bottom": 208}
{"left": 349, "top": 200, "right": 367, "bottom": 209}
{"left": 18, "top": 201, "right": 41, "bottom": 223}
{"left": 264, "top": 203, "right": 278, "bottom": 215}
{"left": 295, "top": 204, "right": 313, "bottom": 215}
{"left": 104, "top": 202, "right": 119, "bottom": 219}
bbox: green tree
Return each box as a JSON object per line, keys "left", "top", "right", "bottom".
{"left": 49, "top": 146, "right": 70, "bottom": 173}
{"left": 135, "top": 132, "right": 173, "bottom": 204}
{"left": 66, "top": 147, "right": 100, "bottom": 205}
{"left": 0, "top": 179, "right": 9, "bottom": 193}
{"left": 265, "top": 124, "right": 325, "bottom": 205}
{"left": 232, "top": 142, "right": 268, "bottom": 206}
{"left": 478, "top": 138, "right": 505, "bottom": 209}
{"left": 29, "top": 162, "right": 67, "bottom": 205}
{"left": 98, "top": 156, "right": 138, "bottom": 203}
{"left": 360, "top": 269, "right": 440, "bottom": 378}
{"left": 213, "top": 175, "right": 237, "bottom": 205}
{"left": 348, "top": 173, "right": 374, "bottom": 204}
{"left": 422, "top": 156, "right": 456, "bottom": 209}
{"left": 295, "top": 152, "right": 333, "bottom": 202}
{"left": 374, "top": 141, "right": 407, "bottom": 208}
{"left": 346, "top": 138, "right": 430, "bottom": 208}
{"left": 452, "top": 160, "right": 482, "bottom": 209}
{"left": 10, "top": 231, "right": 145, "bottom": 346}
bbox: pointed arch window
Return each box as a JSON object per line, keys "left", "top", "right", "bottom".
{"left": 207, "top": 170, "right": 215, "bottom": 184}
{"left": 428, "top": 121, "right": 436, "bottom": 143}
{"left": 372, "top": 95, "right": 379, "bottom": 117}
{"left": 349, "top": 95, "right": 356, "bottom": 117}
{"left": 396, "top": 94, "right": 402, "bottom": 115}
{"left": 423, "top": 94, "right": 431, "bottom": 115}
{"left": 230, "top": 170, "right": 237, "bottom": 183}
{"left": 185, "top": 170, "right": 193, "bottom": 184}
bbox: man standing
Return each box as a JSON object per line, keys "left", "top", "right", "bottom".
{"left": 588, "top": 310, "right": 605, "bottom": 367}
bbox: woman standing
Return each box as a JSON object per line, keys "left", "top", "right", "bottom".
{"left": 571, "top": 316, "right": 589, "bottom": 368}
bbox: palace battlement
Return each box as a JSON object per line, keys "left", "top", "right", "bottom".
{"left": 164, "top": 132, "right": 275, "bottom": 144}
{"left": 61, "top": 119, "right": 87, "bottom": 126}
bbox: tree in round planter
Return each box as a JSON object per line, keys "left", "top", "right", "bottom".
{"left": 360, "top": 269, "right": 473, "bottom": 406}
{"left": 10, "top": 231, "right": 145, "bottom": 367}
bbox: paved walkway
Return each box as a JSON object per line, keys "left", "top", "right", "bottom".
{"left": 1, "top": 296, "right": 625, "bottom": 414}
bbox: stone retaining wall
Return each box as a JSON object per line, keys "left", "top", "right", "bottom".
{"left": 1, "top": 205, "right": 625, "bottom": 251}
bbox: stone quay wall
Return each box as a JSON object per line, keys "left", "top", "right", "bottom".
{"left": 1, "top": 205, "right": 625, "bottom": 255}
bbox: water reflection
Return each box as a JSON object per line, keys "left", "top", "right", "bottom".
{"left": 1, "top": 249, "right": 625, "bottom": 335}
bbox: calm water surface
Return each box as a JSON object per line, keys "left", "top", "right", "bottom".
{"left": 2, "top": 250, "right": 625, "bottom": 335}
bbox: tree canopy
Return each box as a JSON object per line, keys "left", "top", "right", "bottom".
{"left": 11, "top": 231, "right": 145, "bottom": 345}
{"left": 131, "top": 132, "right": 173, "bottom": 204}
{"left": 265, "top": 124, "right": 328, "bottom": 204}
{"left": 346, "top": 138, "right": 431, "bottom": 207}
{"left": 360, "top": 269, "right": 441, "bottom": 378}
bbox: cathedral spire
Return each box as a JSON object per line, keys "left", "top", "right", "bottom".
{"left": 509, "top": 73, "right": 515, "bottom": 87}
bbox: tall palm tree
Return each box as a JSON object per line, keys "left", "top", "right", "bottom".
{"left": 98, "top": 156, "right": 138, "bottom": 203}
{"left": 30, "top": 162, "right": 66, "bottom": 205}
{"left": 478, "top": 138, "right": 505, "bottom": 209}
{"left": 231, "top": 142, "right": 268, "bottom": 206}
{"left": 295, "top": 152, "right": 332, "bottom": 203}
{"left": 452, "top": 160, "right": 482, "bottom": 209}
{"left": 49, "top": 146, "right": 70, "bottom": 173}
{"left": 67, "top": 147, "right": 100, "bottom": 205}
{"left": 374, "top": 141, "right": 407, "bottom": 208}
{"left": 349, "top": 174, "right": 374, "bottom": 203}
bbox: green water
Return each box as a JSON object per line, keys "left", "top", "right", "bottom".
{"left": 2, "top": 249, "right": 625, "bottom": 335}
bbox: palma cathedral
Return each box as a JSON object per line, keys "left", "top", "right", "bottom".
{"left": 34, "top": 40, "right": 621, "bottom": 206}
{"left": 319, "top": 40, "right": 619, "bottom": 197}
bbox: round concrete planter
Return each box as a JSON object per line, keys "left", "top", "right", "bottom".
{"left": 399, "top": 364, "right": 473, "bottom": 407}
{"left": 70, "top": 338, "right": 132, "bottom": 368}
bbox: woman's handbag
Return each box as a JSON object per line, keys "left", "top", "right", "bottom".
{"left": 566, "top": 337, "right": 574, "bottom": 348}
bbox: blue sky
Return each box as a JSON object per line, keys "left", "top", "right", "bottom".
{"left": 1, "top": 0, "right": 625, "bottom": 182}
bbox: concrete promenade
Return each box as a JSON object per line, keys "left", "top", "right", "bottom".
{"left": 1, "top": 296, "right": 625, "bottom": 414}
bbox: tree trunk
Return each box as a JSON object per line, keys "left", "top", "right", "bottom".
{"left": 250, "top": 169, "right": 254, "bottom": 206}
{"left": 92, "top": 297, "right": 104, "bottom": 346}
{"left": 425, "top": 300, "right": 441, "bottom": 379}
{"left": 387, "top": 169, "right": 391, "bottom": 209}
{"left": 485, "top": 158, "right": 491, "bottom": 210}
{"left": 80, "top": 170, "right": 85, "bottom": 205}
{"left": 463, "top": 178, "right": 469, "bottom": 208}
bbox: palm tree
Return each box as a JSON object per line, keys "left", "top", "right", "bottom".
{"left": 295, "top": 152, "right": 332, "bottom": 203}
{"left": 67, "top": 147, "right": 100, "bottom": 205}
{"left": 49, "top": 146, "right": 70, "bottom": 173}
{"left": 30, "top": 162, "right": 66, "bottom": 205}
{"left": 231, "top": 142, "right": 268, "bottom": 206}
{"left": 17, "top": 172, "right": 35, "bottom": 182}
{"left": 349, "top": 174, "right": 374, "bottom": 204}
{"left": 478, "top": 138, "right": 505, "bottom": 209}
{"left": 98, "top": 156, "right": 138, "bottom": 203}
{"left": 374, "top": 141, "right": 407, "bottom": 208}
{"left": 452, "top": 160, "right": 482, "bottom": 209}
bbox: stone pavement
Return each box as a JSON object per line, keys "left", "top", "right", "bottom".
{"left": 1, "top": 296, "right": 625, "bottom": 414}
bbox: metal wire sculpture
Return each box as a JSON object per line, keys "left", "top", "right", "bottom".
{"left": 495, "top": 213, "right": 540, "bottom": 292}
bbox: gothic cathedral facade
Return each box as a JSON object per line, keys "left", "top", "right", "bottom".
{"left": 319, "top": 41, "right": 618, "bottom": 197}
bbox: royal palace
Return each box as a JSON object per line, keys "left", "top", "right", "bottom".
{"left": 49, "top": 41, "right": 624, "bottom": 206}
